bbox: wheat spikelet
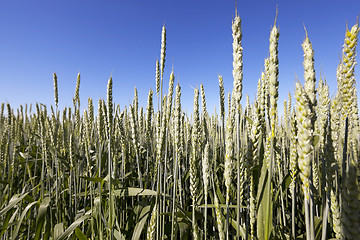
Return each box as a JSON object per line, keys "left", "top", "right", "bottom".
{"left": 214, "top": 188, "right": 225, "bottom": 240}
{"left": 107, "top": 77, "right": 113, "bottom": 135}
{"left": 340, "top": 23, "right": 359, "bottom": 117}
{"left": 232, "top": 10, "right": 243, "bottom": 107}
{"left": 224, "top": 97, "right": 235, "bottom": 204}
{"left": 97, "top": 99, "right": 104, "bottom": 142}
{"left": 166, "top": 70, "right": 175, "bottom": 123}
{"left": 200, "top": 84, "right": 208, "bottom": 117}
{"left": 251, "top": 101, "right": 261, "bottom": 165}
{"left": 295, "top": 82, "right": 313, "bottom": 195}
{"left": 154, "top": 59, "right": 160, "bottom": 98}
{"left": 146, "top": 89, "right": 154, "bottom": 144}
{"left": 289, "top": 112, "right": 298, "bottom": 192}
{"left": 331, "top": 189, "right": 344, "bottom": 239}
{"left": 53, "top": 73, "right": 58, "bottom": 108}
{"left": 249, "top": 174, "right": 256, "bottom": 240}
{"left": 73, "top": 73, "right": 80, "bottom": 107}
{"left": 160, "top": 25, "right": 166, "bottom": 81}
{"left": 218, "top": 75, "right": 225, "bottom": 120}
{"left": 302, "top": 29, "right": 317, "bottom": 107}
{"left": 330, "top": 94, "right": 341, "bottom": 167}
{"left": 317, "top": 77, "right": 330, "bottom": 149}
{"left": 202, "top": 142, "right": 210, "bottom": 202}
{"left": 190, "top": 88, "right": 200, "bottom": 240}
{"left": 153, "top": 95, "right": 167, "bottom": 184}
{"left": 269, "top": 23, "right": 279, "bottom": 137}
{"left": 202, "top": 141, "right": 210, "bottom": 238}
{"left": 147, "top": 203, "right": 158, "bottom": 240}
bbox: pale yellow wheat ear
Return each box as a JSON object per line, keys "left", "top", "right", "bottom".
{"left": 159, "top": 24, "right": 166, "bottom": 100}
{"left": 269, "top": 17, "right": 279, "bottom": 138}
{"left": 147, "top": 203, "right": 157, "bottom": 240}
{"left": 295, "top": 81, "right": 315, "bottom": 239}
{"left": 155, "top": 59, "right": 160, "bottom": 97}
{"left": 190, "top": 88, "right": 200, "bottom": 240}
{"left": 302, "top": 26, "right": 317, "bottom": 107}
{"left": 218, "top": 75, "right": 225, "bottom": 119}
{"left": 232, "top": 7, "right": 243, "bottom": 108}
{"left": 339, "top": 20, "right": 360, "bottom": 240}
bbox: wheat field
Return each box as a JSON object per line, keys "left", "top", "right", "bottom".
{"left": 0, "top": 10, "right": 359, "bottom": 240}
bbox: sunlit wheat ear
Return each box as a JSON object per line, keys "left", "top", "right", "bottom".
{"left": 224, "top": 100, "right": 235, "bottom": 204}
{"left": 155, "top": 59, "right": 160, "bottom": 97}
{"left": 200, "top": 83, "right": 208, "bottom": 117}
{"left": 232, "top": 10, "right": 243, "bottom": 107}
{"left": 340, "top": 22, "right": 359, "bottom": 117}
{"left": 251, "top": 101, "right": 261, "bottom": 164}
{"left": 340, "top": 27, "right": 360, "bottom": 230}
{"left": 302, "top": 30, "right": 319, "bottom": 192}
{"left": 153, "top": 95, "right": 167, "bottom": 183}
{"left": 341, "top": 22, "right": 360, "bottom": 235}
{"left": 107, "top": 77, "right": 113, "bottom": 134}
{"left": 74, "top": 73, "right": 80, "bottom": 107}
{"left": 288, "top": 92, "right": 292, "bottom": 119}
{"left": 171, "top": 83, "right": 182, "bottom": 237}
{"left": 322, "top": 111, "right": 342, "bottom": 239}
{"left": 227, "top": 92, "right": 231, "bottom": 116}
{"left": 147, "top": 203, "right": 157, "bottom": 240}
{"left": 0, "top": 103, "right": 4, "bottom": 128}
{"left": 202, "top": 141, "right": 210, "bottom": 238}
{"left": 295, "top": 82, "right": 313, "bottom": 195}
{"left": 53, "top": 73, "right": 58, "bottom": 108}
{"left": 317, "top": 77, "right": 330, "bottom": 150}
{"left": 259, "top": 71, "right": 266, "bottom": 132}
{"left": 283, "top": 99, "right": 289, "bottom": 130}
{"left": 83, "top": 109, "right": 91, "bottom": 169}
{"left": 166, "top": 70, "right": 175, "bottom": 123}
{"left": 174, "top": 84, "right": 182, "bottom": 150}
{"left": 87, "top": 98, "right": 94, "bottom": 132}
{"left": 218, "top": 75, "right": 225, "bottom": 119}
{"left": 190, "top": 88, "right": 200, "bottom": 240}
{"left": 330, "top": 189, "right": 343, "bottom": 239}
{"left": 214, "top": 187, "right": 225, "bottom": 240}
{"left": 160, "top": 24, "right": 166, "bottom": 81}
{"left": 69, "top": 134, "right": 74, "bottom": 171}
{"left": 146, "top": 89, "right": 154, "bottom": 143}
{"left": 133, "top": 87, "right": 139, "bottom": 122}
{"left": 263, "top": 57, "right": 270, "bottom": 118}
{"left": 256, "top": 78, "right": 262, "bottom": 107}
{"left": 159, "top": 24, "right": 166, "bottom": 101}
{"left": 302, "top": 28, "right": 317, "bottom": 107}
{"left": 289, "top": 111, "right": 298, "bottom": 192}
{"left": 269, "top": 23, "right": 279, "bottom": 137}
{"left": 129, "top": 105, "right": 138, "bottom": 150}
{"left": 97, "top": 99, "right": 104, "bottom": 142}
{"left": 202, "top": 142, "right": 210, "bottom": 197}
{"left": 295, "top": 81, "right": 315, "bottom": 240}
{"left": 330, "top": 94, "right": 341, "bottom": 166}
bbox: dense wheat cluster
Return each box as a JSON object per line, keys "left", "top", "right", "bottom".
{"left": 0, "top": 10, "right": 359, "bottom": 240}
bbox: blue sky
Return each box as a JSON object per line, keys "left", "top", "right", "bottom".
{"left": 0, "top": 0, "right": 359, "bottom": 115}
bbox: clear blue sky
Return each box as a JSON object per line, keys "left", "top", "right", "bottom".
{"left": 0, "top": 0, "right": 359, "bottom": 115}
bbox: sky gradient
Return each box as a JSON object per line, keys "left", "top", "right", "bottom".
{"left": 0, "top": 0, "right": 359, "bottom": 115}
